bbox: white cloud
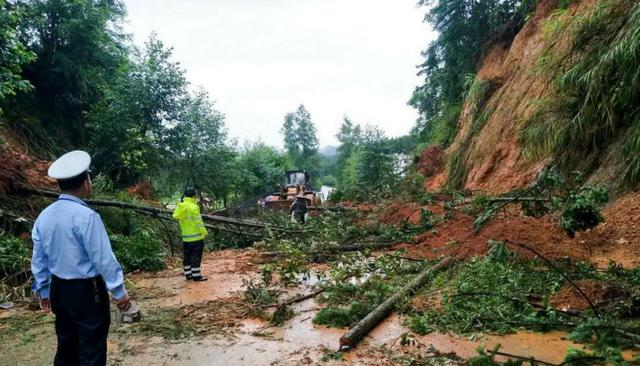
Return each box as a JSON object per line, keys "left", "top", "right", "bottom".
{"left": 122, "top": 0, "right": 436, "bottom": 147}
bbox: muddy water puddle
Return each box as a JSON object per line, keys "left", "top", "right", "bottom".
{"left": 130, "top": 249, "right": 258, "bottom": 307}
{"left": 123, "top": 293, "right": 601, "bottom": 365}
{"left": 119, "top": 250, "right": 637, "bottom": 364}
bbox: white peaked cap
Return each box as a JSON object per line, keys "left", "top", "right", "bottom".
{"left": 48, "top": 150, "right": 91, "bottom": 180}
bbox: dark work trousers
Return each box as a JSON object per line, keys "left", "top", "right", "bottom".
{"left": 294, "top": 211, "right": 306, "bottom": 224}
{"left": 50, "top": 275, "right": 110, "bottom": 366}
{"left": 183, "top": 240, "right": 205, "bottom": 279}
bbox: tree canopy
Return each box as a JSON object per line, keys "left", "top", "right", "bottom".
{"left": 0, "top": 0, "right": 417, "bottom": 205}
{"left": 410, "top": 0, "right": 536, "bottom": 146}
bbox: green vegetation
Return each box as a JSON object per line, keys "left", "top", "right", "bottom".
{"left": 523, "top": 0, "right": 640, "bottom": 185}
{"left": 411, "top": 0, "right": 535, "bottom": 148}
{"left": 95, "top": 198, "right": 172, "bottom": 272}
{"left": 334, "top": 123, "right": 411, "bottom": 202}
{"left": 0, "top": 0, "right": 423, "bottom": 211}
{"left": 426, "top": 103, "right": 463, "bottom": 148}
{"left": 255, "top": 208, "right": 436, "bottom": 287}
{"left": 320, "top": 349, "right": 344, "bottom": 361}
{"left": 123, "top": 306, "right": 197, "bottom": 340}
{"left": 407, "top": 245, "right": 640, "bottom": 363}
{"left": 313, "top": 279, "right": 395, "bottom": 327}
{"left": 110, "top": 230, "right": 166, "bottom": 272}
{"left": 0, "top": 0, "right": 34, "bottom": 105}
{"left": 472, "top": 171, "right": 609, "bottom": 237}
{"left": 0, "top": 231, "right": 29, "bottom": 276}
{"left": 410, "top": 255, "right": 567, "bottom": 335}
{"left": 311, "top": 253, "right": 428, "bottom": 328}
{"left": 281, "top": 104, "right": 320, "bottom": 170}
{"left": 445, "top": 77, "right": 495, "bottom": 190}
{"left": 0, "top": 312, "right": 52, "bottom": 341}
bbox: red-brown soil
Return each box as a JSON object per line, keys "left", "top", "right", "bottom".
{"left": 416, "top": 145, "right": 444, "bottom": 178}
{"left": 342, "top": 201, "right": 377, "bottom": 214}
{"left": 377, "top": 201, "right": 445, "bottom": 226}
{"left": 575, "top": 191, "right": 640, "bottom": 268}
{"left": 425, "top": 0, "right": 600, "bottom": 194}
{"left": 549, "top": 279, "right": 627, "bottom": 312}
{"left": 383, "top": 190, "right": 640, "bottom": 268}
{"left": 0, "top": 133, "right": 55, "bottom": 194}
{"left": 395, "top": 208, "right": 583, "bottom": 261}
{"left": 126, "top": 181, "right": 156, "bottom": 200}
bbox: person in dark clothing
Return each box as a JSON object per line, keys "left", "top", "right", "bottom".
{"left": 290, "top": 195, "right": 309, "bottom": 224}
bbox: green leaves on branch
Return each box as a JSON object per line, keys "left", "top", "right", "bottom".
{"left": 560, "top": 187, "right": 608, "bottom": 238}
{"left": 473, "top": 171, "right": 609, "bottom": 237}
{"left": 410, "top": 257, "right": 566, "bottom": 336}
{"left": 110, "top": 230, "right": 166, "bottom": 272}
{"left": 0, "top": 0, "right": 34, "bottom": 107}
{"left": 88, "top": 33, "right": 190, "bottom": 185}
{"left": 0, "top": 231, "right": 29, "bottom": 276}
{"left": 411, "top": 0, "right": 535, "bottom": 147}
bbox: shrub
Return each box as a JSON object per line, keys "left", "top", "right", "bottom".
{"left": 110, "top": 229, "right": 165, "bottom": 272}
{"left": 0, "top": 231, "right": 29, "bottom": 276}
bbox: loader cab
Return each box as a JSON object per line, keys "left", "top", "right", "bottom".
{"left": 285, "top": 170, "right": 311, "bottom": 190}
{"left": 263, "top": 170, "right": 320, "bottom": 210}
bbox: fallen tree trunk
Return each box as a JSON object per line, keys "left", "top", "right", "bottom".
{"left": 141, "top": 210, "right": 262, "bottom": 237}
{"left": 20, "top": 187, "right": 298, "bottom": 235}
{"left": 338, "top": 256, "right": 455, "bottom": 350}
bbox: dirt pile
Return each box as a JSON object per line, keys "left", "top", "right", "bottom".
{"left": 126, "top": 181, "right": 156, "bottom": 201}
{"left": 416, "top": 145, "right": 444, "bottom": 178}
{"left": 0, "top": 133, "right": 54, "bottom": 194}
{"left": 342, "top": 201, "right": 377, "bottom": 214}
{"left": 576, "top": 191, "right": 640, "bottom": 267}
{"left": 384, "top": 189, "right": 640, "bottom": 267}
{"left": 549, "top": 280, "right": 626, "bottom": 312}
{"left": 395, "top": 208, "right": 583, "bottom": 261}
{"left": 376, "top": 201, "right": 445, "bottom": 226}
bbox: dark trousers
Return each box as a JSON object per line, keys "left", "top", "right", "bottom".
{"left": 294, "top": 211, "right": 306, "bottom": 224}
{"left": 183, "top": 240, "right": 204, "bottom": 278}
{"left": 50, "top": 275, "right": 110, "bottom": 366}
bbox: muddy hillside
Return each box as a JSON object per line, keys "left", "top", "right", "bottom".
{"left": 422, "top": 0, "right": 639, "bottom": 195}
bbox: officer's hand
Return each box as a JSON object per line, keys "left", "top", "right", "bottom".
{"left": 39, "top": 298, "right": 51, "bottom": 313}
{"left": 115, "top": 295, "right": 131, "bottom": 310}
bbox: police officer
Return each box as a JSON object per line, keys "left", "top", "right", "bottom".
{"left": 31, "top": 150, "right": 130, "bottom": 366}
{"left": 172, "top": 187, "right": 208, "bottom": 281}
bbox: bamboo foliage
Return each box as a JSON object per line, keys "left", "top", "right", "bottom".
{"left": 523, "top": 0, "right": 640, "bottom": 184}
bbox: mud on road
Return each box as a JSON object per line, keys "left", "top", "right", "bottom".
{"left": 0, "top": 248, "right": 610, "bottom": 366}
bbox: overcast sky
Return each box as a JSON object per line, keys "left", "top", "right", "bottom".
{"left": 122, "top": 0, "right": 436, "bottom": 148}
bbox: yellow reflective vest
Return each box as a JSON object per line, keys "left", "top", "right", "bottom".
{"left": 172, "top": 197, "right": 207, "bottom": 242}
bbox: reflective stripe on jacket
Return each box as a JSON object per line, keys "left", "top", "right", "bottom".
{"left": 172, "top": 197, "right": 208, "bottom": 242}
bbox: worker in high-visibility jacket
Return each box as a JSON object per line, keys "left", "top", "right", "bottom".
{"left": 172, "top": 188, "right": 208, "bottom": 281}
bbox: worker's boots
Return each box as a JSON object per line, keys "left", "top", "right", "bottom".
{"left": 191, "top": 267, "right": 207, "bottom": 281}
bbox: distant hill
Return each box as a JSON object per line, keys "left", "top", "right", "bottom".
{"left": 319, "top": 145, "right": 337, "bottom": 157}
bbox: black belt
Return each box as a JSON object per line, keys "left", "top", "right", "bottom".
{"left": 52, "top": 274, "right": 103, "bottom": 284}
{"left": 52, "top": 275, "right": 105, "bottom": 304}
